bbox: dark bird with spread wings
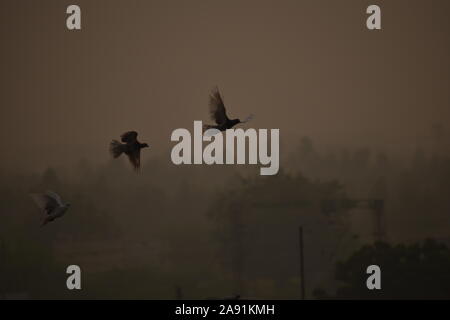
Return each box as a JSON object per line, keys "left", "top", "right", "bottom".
{"left": 109, "top": 131, "right": 149, "bottom": 171}
{"left": 30, "top": 191, "right": 71, "bottom": 227}
{"left": 203, "top": 87, "right": 253, "bottom": 132}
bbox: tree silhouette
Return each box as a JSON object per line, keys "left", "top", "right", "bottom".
{"left": 328, "top": 239, "right": 450, "bottom": 299}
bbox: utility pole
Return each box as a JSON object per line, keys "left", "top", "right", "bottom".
{"left": 175, "top": 285, "right": 183, "bottom": 300}
{"left": 0, "top": 237, "right": 4, "bottom": 299}
{"left": 230, "top": 203, "right": 244, "bottom": 297}
{"left": 298, "top": 226, "right": 306, "bottom": 300}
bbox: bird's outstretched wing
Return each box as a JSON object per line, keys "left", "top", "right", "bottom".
{"left": 30, "top": 192, "right": 59, "bottom": 215}
{"left": 209, "top": 87, "right": 229, "bottom": 125}
{"left": 121, "top": 131, "right": 138, "bottom": 143}
{"left": 127, "top": 150, "right": 141, "bottom": 171}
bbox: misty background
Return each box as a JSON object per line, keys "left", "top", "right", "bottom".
{"left": 1, "top": 0, "right": 450, "bottom": 299}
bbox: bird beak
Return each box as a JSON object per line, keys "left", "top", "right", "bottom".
{"left": 241, "top": 114, "right": 254, "bottom": 123}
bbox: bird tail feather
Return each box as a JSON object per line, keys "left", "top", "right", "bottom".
{"left": 203, "top": 124, "right": 214, "bottom": 131}
{"left": 110, "top": 140, "right": 124, "bottom": 158}
{"left": 202, "top": 124, "right": 221, "bottom": 137}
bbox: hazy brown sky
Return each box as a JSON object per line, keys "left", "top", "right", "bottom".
{"left": 1, "top": 0, "right": 449, "bottom": 171}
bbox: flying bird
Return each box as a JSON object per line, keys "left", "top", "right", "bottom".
{"left": 203, "top": 87, "right": 253, "bottom": 133}
{"left": 30, "top": 191, "right": 71, "bottom": 226}
{"left": 110, "top": 131, "right": 149, "bottom": 171}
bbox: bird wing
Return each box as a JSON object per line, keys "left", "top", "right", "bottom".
{"left": 209, "top": 87, "right": 229, "bottom": 125}
{"left": 121, "top": 131, "right": 138, "bottom": 143}
{"left": 46, "top": 190, "right": 64, "bottom": 206}
{"left": 30, "top": 193, "right": 59, "bottom": 215}
{"left": 127, "top": 150, "right": 141, "bottom": 171}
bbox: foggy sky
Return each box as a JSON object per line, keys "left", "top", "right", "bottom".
{"left": 1, "top": 0, "right": 449, "bottom": 171}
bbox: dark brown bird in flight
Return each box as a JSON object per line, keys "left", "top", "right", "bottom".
{"left": 110, "top": 131, "right": 149, "bottom": 171}
{"left": 203, "top": 87, "right": 253, "bottom": 133}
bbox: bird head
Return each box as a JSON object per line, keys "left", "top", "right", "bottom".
{"left": 142, "top": 143, "right": 150, "bottom": 148}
